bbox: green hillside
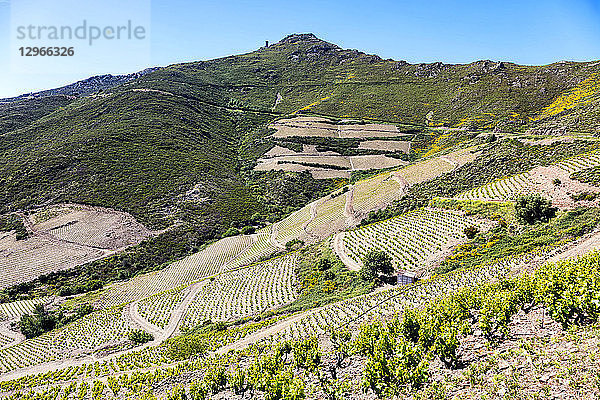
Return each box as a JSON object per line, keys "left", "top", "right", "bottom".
{"left": 1, "top": 34, "right": 599, "bottom": 226}
{"left": 0, "top": 33, "right": 599, "bottom": 301}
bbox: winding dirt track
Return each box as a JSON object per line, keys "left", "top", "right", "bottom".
{"left": 343, "top": 186, "right": 358, "bottom": 227}
{"left": 268, "top": 222, "right": 286, "bottom": 250}
{"left": 302, "top": 197, "right": 327, "bottom": 239}
{"left": 332, "top": 232, "right": 362, "bottom": 271}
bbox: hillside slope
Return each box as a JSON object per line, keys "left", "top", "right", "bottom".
{"left": 1, "top": 34, "right": 599, "bottom": 225}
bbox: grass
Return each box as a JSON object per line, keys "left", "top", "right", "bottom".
{"left": 438, "top": 207, "right": 600, "bottom": 273}
{"left": 277, "top": 241, "right": 374, "bottom": 314}
{"left": 0, "top": 96, "right": 73, "bottom": 134}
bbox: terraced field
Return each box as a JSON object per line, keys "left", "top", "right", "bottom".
{"left": 456, "top": 150, "right": 600, "bottom": 202}
{"left": 305, "top": 194, "right": 348, "bottom": 237}
{"left": 0, "top": 305, "right": 138, "bottom": 373}
{"left": 270, "top": 117, "right": 408, "bottom": 139}
{"left": 180, "top": 254, "right": 298, "bottom": 329}
{"left": 32, "top": 204, "right": 152, "bottom": 249}
{"left": 0, "top": 333, "right": 13, "bottom": 348}
{"left": 0, "top": 204, "right": 153, "bottom": 290}
{"left": 0, "top": 233, "right": 105, "bottom": 290}
{"left": 93, "top": 233, "right": 261, "bottom": 308}
{"left": 136, "top": 285, "right": 187, "bottom": 329}
{"left": 340, "top": 208, "right": 491, "bottom": 272}
{"left": 265, "top": 258, "right": 512, "bottom": 343}
{"left": 0, "top": 298, "right": 48, "bottom": 321}
{"left": 258, "top": 116, "right": 411, "bottom": 178}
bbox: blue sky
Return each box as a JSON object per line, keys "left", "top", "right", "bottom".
{"left": 1, "top": 0, "right": 599, "bottom": 98}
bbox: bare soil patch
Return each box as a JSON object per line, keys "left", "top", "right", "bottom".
{"left": 358, "top": 139, "right": 411, "bottom": 153}
{"left": 271, "top": 117, "right": 338, "bottom": 138}
{"left": 525, "top": 165, "right": 600, "bottom": 209}
{"left": 338, "top": 123, "right": 405, "bottom": 138}
{"left": 0, "top": 234, "right": 105, "bottom": 290}
{"left": 349, "top": 155, "right": 408, "bottom": 170}
{"left": 519, "top": 136, "right": 575, "bottom": 146}
{"left": 0, "top": 205, "right": 153, "bottom": 290}
{"left": 269, "top": 116, "right": 406, "bottom": 139}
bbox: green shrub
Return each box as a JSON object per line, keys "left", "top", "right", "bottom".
{"left": 189, "top": 382, "right": 207, "bottom": 400}
{"left": 515, "top": 194, "right": 557, "bottom": 224}
{"left": 227, "top": 369, "right": 247, "bottom": 395}
{"left": 316, "top": 258, "right": 332, "bottom": 271}
{"left": 241, "top": 225, "right": 256, "bottom": 235}
{"left": 535, "top": 253, "right": 600, "bottom": 328}
{"left": 463, "top": 225, "right": 479, "bottom": 239}
{"left": 354, "top": 319, "right": 429, "bottom": 397}
{"left": 128, "top": 329, "right": 154, "bottom": 344}
{"left": 203, "top": 365, "right": 227, "bottom": 394}
{"left": 292, "top": 336, "right": 321, "bottom": 373}
{"left": 285, "top": 238, "right": 304, "bottom": 251}
{"left": 223, "top": 227, "right": 240, "bottom": 238}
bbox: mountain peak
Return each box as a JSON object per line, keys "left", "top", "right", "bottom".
{"left": 277, "top": 33, "right": 322, "bottom": 44}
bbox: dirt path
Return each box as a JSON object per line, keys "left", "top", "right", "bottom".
{"left": 215, "top": 312, "right": 311, "bottom": 355}
{"left": 348, "top": 157, "right": 355, "bottom": 171}
{"left": 129, "top": 303, "right": 164, "bottom": 340}
{"left": 390, "top": 172, "right": 409, "bottom": 193}
{"left": 268, "top": 222, "right": 286, "bottom": 250}
{"left": 440, "top": 155, "right": 459, "bottom": 170}
{"left": 272, "top": 92, "right": 283, "bottom": 111}
{"left": 0, "top": 280, "right": 209, "bottom": 382}
{"left": 162, "top": 281, "right": 207, "bottom": 340}
{"left": 302, "top": 198, "right": 326, "bottom": 238}
{"left": 332, "top": 232, "right": 362, "bottom": 271}
{"left": 343, "top": 186, "right": 358, "bottom": 227}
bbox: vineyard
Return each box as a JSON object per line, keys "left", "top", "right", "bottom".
{"left": 0, "top": 234, "right": 105, "bottom": 290}
{"left": 351, "top": 172, "right": 406, "bottom": 214}
{"left": 31, "top": 204, "right": 153, "bottom": 250}
{"left": 93, "top": 233, "right": 261, "bottom": 308}
{"left": 341, "top": 208, "right": 492, "bottom": 272}
{"left": 456, "top": 150, "right": 600, "bottom": 201}
{"left": 304, "top": 194, "right": 347, "bottom": 237}
{"left": 0, "top": 298, "right": 48, "bottom": 321}
{"left": 273, "top": 204, "right": 312, "bottom": 246}
{"left": 136, "top": 286, "right": 187, "bottom": 329}
{"left": 0, "top": 305, "right": 138, "bottom": 372}
{"left": 180, "top": 254, "right": 298, "bottom": 329}
{"left": 0, "top": 333, "right": 13, "bottom": 348}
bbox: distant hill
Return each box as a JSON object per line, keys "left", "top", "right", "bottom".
{"left": 0, "top": 68, "right": 159, "bottom": 102}
{"left": 0, "top": 68, "right": 159, "bottom": 135}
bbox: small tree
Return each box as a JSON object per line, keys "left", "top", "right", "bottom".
{"left": 360, "top": 250, "right": 394, "bottom": 281}
{"left": 515, "top": 194, "right": 557, "bottom": 224}
{"left": 223, "top": 227, "right": 240, "bottom": 238}
{"left": 128, "top": 329, "right": 154, "bottom": 344}
{"left": 316, "top": 258, "right": 332, "bottom": 271}
{"left": 463, "top": 225, "right": 479, "bottom": 239}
